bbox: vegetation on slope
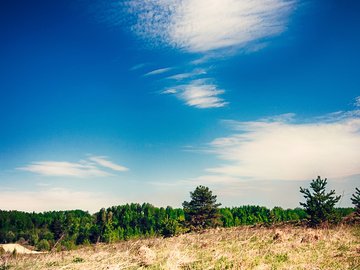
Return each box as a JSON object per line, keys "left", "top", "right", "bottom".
{"left": 1, "top": 225, "right": 359, "bottom": 270}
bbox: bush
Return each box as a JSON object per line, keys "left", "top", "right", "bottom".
{"left": 5, "top": 231, "right": 15, "bottom": 243}
{"left": 73, "top": 257, "right": 84, "bottom": 263}
{"left": 36, "top": 239, "right": 50, "bottom": 251}
{"left": 0, "top": 264, "right": 11, "bottom": 270}
{"left": 29, "top": 233, "right": 39, "bottom": 246}
{"left": 160, "top": 218, "right": 180, "bottom": 237}
{"left": 62, "top": 240, "right": 76, "bottom": 251}
{"left": 17, "top": 237, "right": 26, "bottom": 245}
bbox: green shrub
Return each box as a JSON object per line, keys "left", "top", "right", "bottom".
{"left": 36, "top": 239, "right": 50, "bottom": 251}
{"left": 73, "top": 257, "right": 84, "bottom": 263}
{"left": 62, "top": 240, "right": 76, "bottom": 251}
{"left": 0, "top": 264, "right": 11, "bottom": 270}
{"left": 160, "top": 218, "right": 180, "bottom": 237}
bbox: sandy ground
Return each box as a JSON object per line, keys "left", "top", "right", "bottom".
{"left": 1, "top": 244, "right": 40, "bottom": 254}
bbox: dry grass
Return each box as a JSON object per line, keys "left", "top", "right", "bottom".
{"left": 1, "top": 225, "right": 360, "bottom": 270}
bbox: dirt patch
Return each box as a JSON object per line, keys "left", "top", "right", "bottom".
{"left": 0, "top": 244, "right": 41, "bottom": 254}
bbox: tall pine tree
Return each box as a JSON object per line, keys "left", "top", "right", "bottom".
{"left": 300, "top": 176, "right": 341, "bottom": 226}
{"left": 183, "top": 185, "right": 221, "bottom": 230}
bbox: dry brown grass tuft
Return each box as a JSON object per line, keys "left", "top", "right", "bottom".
{"left": 1, "top": 225, "right": 359, "bottom": 270}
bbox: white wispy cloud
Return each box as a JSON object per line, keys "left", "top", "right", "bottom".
{"left": 200, "top": 112, "right": 360, "bottom": 181}
{"left": 166, "top": 68, "right": 207, "bottom": 80}
{"left": 18, "top": 161, "right": 110, "bottom": 177}
{"left": 89, "top": 156, "right": 129, "bottom": 172}
{"left": 130, "top": 63, "right": 147, "bottom": 71}
{"left": 18, "top": 156, "right": 128, "bottom": 177}
{"left": 126, "top": 0, "right": 295, "bottom": 53}
{"left": 144, "top": 67, "right": 173, "bottom": 76}
{"left": 163, "top": 79, "right": 228, "bottom": 108}
{"left": 355, "top": 96, "right": 360, "bottom": 107}
{"left": 102, "top": 1, "right": 297, "bottom": 110}
{"left": 0, "top": 188, "right": 122, "bottom": 213}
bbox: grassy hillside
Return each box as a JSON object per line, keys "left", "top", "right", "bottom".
{"left": 1, "top": 225, "right": 359, "bottom": 270}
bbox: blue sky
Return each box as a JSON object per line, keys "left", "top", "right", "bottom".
{"left": 0, "top": 0, "right": 359, "bottom": 212}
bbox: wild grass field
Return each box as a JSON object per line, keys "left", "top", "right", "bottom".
{"left": 1, "top": 225, "right": 359, "bottom": 270}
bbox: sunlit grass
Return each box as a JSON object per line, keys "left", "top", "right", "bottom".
{"left": 1, "top": 225, "right": 359, "bottom": 270}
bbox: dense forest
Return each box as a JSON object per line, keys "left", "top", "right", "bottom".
{"left": 0, "top": 204, "right": 354, "bottom": 251}
{"left": 1, "top": 179, "right": 358, "bottom": 251}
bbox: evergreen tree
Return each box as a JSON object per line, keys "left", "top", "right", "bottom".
{"left": 220, "top": 208, "right": 234, "bottom": 227}
{"left": 182, "top": 185, "right": 221, "bottom": 230}
{"left": 300, "top": 176, "right": 341, "bottom": 226}
{"left": 160, "top": 217, "right": 180, "bottom": 237}
{"left": 351, "top": 187, "right": 360, "bottom": 216}
{"left": 50, "top": 218, "right": 63, "bottom": 240}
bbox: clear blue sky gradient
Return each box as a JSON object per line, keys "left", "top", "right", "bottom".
{"left": 0, "top": 0, "right": 359, "bottom": 212}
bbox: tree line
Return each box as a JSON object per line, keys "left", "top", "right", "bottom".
{"left": 0, "top": 176, "right": 358, "bottom": 251}
{"left": 0, "top": 204, "right": 309, "bottom": 250}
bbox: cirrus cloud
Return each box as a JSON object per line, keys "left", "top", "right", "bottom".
{"left": 18, "top": 155, "right": 128, "bottom": 178}
{"left": 144, "top": 67, "right": 173, "bottom": 77}
{"left": 88, "top": 156, "right": 129, "bottom": 172}
{"left": 163, "top": 79, "right": 228, "bottom": 108}
{"left": 125, "top": 0, "right": 295, "bottom": 53}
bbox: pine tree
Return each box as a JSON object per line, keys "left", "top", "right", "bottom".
{"left": 300, "top": 176, "right": 341, "bottom": 227}
{"left": 182, "top": 185, "right": 221, "bottom": 230}
{"left": 351, "top": 187, "right": 360, "bottom": 216}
